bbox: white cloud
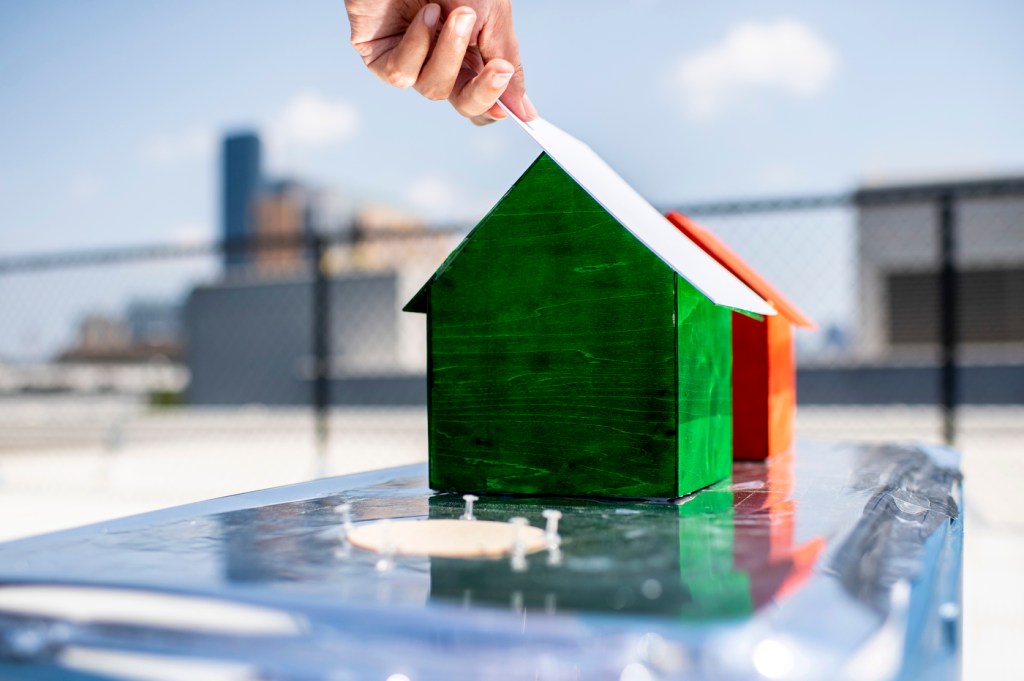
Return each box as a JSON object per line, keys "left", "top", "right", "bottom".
{"left": 69, "top": 173, "right": 102, "bottom": 201}
{"left": 405, "top": 175, "right": 457, "bottom": 217}
{"left": 169, "top": 220, "right": 210, "bottom": 247}
{"left": 272, "top": 92, "right": 359, "bottom": 148}
{"left": 143, "top": 93, "right": 357, "bottom": 174}
{"left": 143, "top": 127, "right": 215, "bottom": 164}
{"left": 670, "top": 18, "right": 838, "bottom": 120}
{"left": 404, "top": 174, "right": 494, "bottom": 223}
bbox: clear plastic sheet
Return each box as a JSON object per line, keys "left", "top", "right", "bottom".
{"left": 0, "top": 440, "right": 962, "bottom": 680}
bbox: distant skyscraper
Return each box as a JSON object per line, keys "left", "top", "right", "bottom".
{"left": 252, "top": 179, "right": 309, "bottom": 278}
{"left": 221, "top": 132, "right": 262, "bottom": 269}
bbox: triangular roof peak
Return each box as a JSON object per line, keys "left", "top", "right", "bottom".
{"left": 503, "top": 113, "right": 775, "bottom": 317}
{"left": 666, "top": 211, "right": 816, "bottom": 329}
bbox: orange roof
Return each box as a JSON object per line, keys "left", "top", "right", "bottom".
{"left": 665, "top": 211, "right": 816, "bottom": 329}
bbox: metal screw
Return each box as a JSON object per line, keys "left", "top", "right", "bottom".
{"left": 509, "top": 516, "right": 529, "bottom": 572}
{"left": 461, "top": 494, "right": 479, "bottom": 521}
{"left": 509, "top": 516, "right": 529, "bottom": 549}
{"left": 541, "top": 509, "right": 562, "bottom": 547}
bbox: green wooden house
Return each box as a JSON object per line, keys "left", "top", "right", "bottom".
{"left": 405, "top": 118, "right": 773, "bottom": 499}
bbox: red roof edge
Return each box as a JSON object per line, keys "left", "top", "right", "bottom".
{"left": 665, "top": 211, "right": 817, "bottom": 329}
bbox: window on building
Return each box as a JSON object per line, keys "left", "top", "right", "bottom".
{"left": 887, "top": 267, "right": 1024, "bottom": 344}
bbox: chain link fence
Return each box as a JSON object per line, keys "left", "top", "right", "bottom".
{"left": 680, "top": 179, "right": 1024, "bottom": 446}
{"left": 1, "top": 179, "right": 1022, "bottom": 535}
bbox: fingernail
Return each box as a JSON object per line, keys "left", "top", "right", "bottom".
{"left": 490, "top": 71, "right": 513, "bottom": 89}
{"left": 454, "top": 13, "right": 474, "bottom": 37}
{"left": 423, "top": 4, "right": 440, "bottom": 27}
{"left": 523, "top": 94, "right": 539, "bottom": 119}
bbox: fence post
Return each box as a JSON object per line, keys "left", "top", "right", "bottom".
{"left": 311, "top": 233, "right": 330, "bottom": 476}
{"left": 938, "top": 192, "right": 958, "bottom": 445}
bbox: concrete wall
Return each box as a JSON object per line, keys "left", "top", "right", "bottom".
{"left": 857, "top": 194, "right": 1024, "bottom": 361}
{"left": 797, "top": 363, "right": 1024, "bottom": 405}
{"left": 185, "top": 271, "right": 423, "bottom": 405}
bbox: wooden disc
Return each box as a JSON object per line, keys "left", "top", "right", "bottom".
{"left": 347, "top": 519, "right": 547, "bottom": 559}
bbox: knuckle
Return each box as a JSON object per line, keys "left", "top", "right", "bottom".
{"left": 467, "top": 91, "right": 494, "bottom": 113}
{"left": 385, "top": 67, "right": 415, "bottom": 89}
{"left": 453, "top": 101, "right": 478, "bottom": 117}
{"left": 351, "top": 40, "right": 372, "bottom": 58}
{"left": 421, "top": 86, "right": 449, "bottom": 102}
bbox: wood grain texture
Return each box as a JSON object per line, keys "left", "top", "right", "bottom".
{"left": 422, "top": 153, "right": 733, "bottom": 498}
{"left": 677, "top": 277, "right": 733, "bottom": 494}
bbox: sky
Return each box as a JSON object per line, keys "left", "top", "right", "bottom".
{"left": 0, "top": 0, "right": 1022, "bottom": 358}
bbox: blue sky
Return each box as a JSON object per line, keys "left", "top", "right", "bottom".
{"left": 2, "top": 0, "right": 1022, "bottom": 252}
{"left": 0, "top": 0, "right": 1022, "bottom": 358}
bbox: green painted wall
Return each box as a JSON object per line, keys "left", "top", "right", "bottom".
{"left": 420, "top": 153, "right": 732, "bottom": 498}
{"left": 677, "top": 277, "right": 734, "bottom": 494}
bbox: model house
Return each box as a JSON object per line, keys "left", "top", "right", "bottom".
{"left": 666, "top": 212, "right": 815, "bottom": 459}
{"left": 405, "top": 117, "right": 774, "bottom": 498}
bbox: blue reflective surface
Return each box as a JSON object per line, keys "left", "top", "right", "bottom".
{"left": 0, "top": 440, "right": 962, "bottom": 680}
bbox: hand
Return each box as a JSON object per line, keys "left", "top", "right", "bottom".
{"left": 345, "top": 0, "right": 537, "bottom": 125}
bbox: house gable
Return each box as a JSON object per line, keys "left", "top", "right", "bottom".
{"left": 504, "top": 115, "right": 774, "bottom": 316}
{"left": 426, "top": 153, "right": 685, "bottom": 497}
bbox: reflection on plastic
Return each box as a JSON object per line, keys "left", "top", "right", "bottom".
{"left": 0, "top": 440, "right": 962, "bottom": 680}
{"left": 424, "top": 448, "right": 824, "bottom": 619}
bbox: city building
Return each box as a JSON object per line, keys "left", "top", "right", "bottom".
{"left": 65, "top": 314, "right": 131, "bottom": 358}
{"left": 184, "top": 269, "right": 431, "bottom": 406}
{"left": 57, "top": 301, "right": 183, "bottom": 365}
{"left": 251, "top": 179, "right": 310, "bottom": 278}
{"left": 125, "top": 300, "right": 182, "bottom": 347}
{"left": 221, "top": 131, "right": 262, "bottom": 270}
{"left": 188, "top": 130, "right": 464, "bottom": 405}
{"left": 795, "top": 175, "right": 1024, "bottom": 406}
{"left": 856, "top": 176, "right": 1024, "bottom": 365}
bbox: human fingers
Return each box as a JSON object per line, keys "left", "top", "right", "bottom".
{"left": 415, "top": 7, "right": 476, "bottom": 102}
{"left": 468, "top": 103, "right": 508, "bottom": 126}
{"left": 448, "top": 65, "right": 508, "bottom": 125}
{"left": 476, "top": 3, "right": 536, "bottom": 120}
{"left": 450, "top": 58, "right": 514, "bottom": 119}
{"left": 374, "top": 3, "right": 441, "bottom": 88}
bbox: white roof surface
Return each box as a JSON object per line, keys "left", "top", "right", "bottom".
{"left": 504, "top": 110, "right": 775, "bottom": 316}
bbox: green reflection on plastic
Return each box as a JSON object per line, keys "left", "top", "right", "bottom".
{"left": 426, "top": 490, "right": 753, "bottom": 621}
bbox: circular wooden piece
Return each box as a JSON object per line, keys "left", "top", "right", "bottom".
{"left": 347, "top": 519, "right": 547, "bottom": 559}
